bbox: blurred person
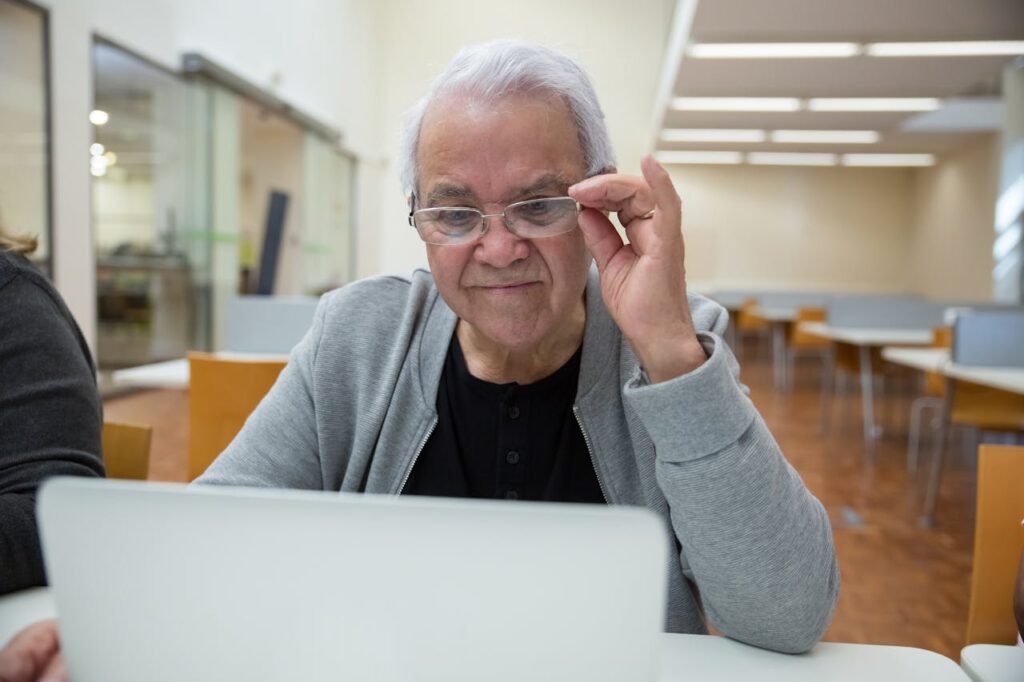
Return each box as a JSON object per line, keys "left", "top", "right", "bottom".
{"left": 0, "top": 228, "right": 104, "bottom": 596}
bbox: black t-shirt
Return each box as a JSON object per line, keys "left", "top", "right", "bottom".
{"left": 402, "top": 334, "right": 604, "bottom": 504}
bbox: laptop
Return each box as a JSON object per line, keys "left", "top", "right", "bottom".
{"left": 38, "top": 478, "right": 669, "bottom": 682}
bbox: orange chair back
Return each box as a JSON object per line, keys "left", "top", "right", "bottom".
{"left": 737, "top": 298, "right": 768, "bottom": 332}
{"left": 966, "top": 445, "right": 1024, "bottom": 645}
{"left": 788, "top": 307, "right": 828, "bottom": 348}
{"left": 101, "top": 421, "right": 152, "bottom": 480}
{"left": 187, "top": 352, "right": 287, "bottom": 481}
{"left": 923, "top": 327, "right": 952, "bottom": 397}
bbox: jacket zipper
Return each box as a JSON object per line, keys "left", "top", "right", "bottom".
{"left": 397, "top": 418, "right": 438, "bottom": 495}
{"left": 573, "top": 406, "right": 609, "bottom": 503}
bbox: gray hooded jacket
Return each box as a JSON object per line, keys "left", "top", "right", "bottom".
{"left": 198, "top": 266, "right": 839, "bottom": 654}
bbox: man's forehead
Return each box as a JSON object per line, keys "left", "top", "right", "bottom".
{"left": 423, "top": 172, "right": 575, "bottom": 205}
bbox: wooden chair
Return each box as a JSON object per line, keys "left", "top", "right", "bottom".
{"left": 101, "top": 421, "right": 152, "bottom": 480}
{"left": 965, "top": 444, "right": 1024, "bottom": 645}
{"left": 735, "top": 298, "right": 770, "bottom": 360}
{"left": 785, "top": 306, "right": 828, "bottom": 388}
{"left": 187, "top": 352, "right": 287, "bottom": 481}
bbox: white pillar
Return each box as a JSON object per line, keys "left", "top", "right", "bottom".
{"left": 48, "top": 2, "right": 97, "bottom": 353}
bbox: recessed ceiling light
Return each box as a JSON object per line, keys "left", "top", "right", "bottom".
{"left": 672, "top": 97, "right": 802, "bottom": 112}
{"left": 748, "top": 152, "right": 837, "bottom": 166}
{"left": 687, "top": 42, "right": 860, "bottom": 59}
{"left": 841, "top": 154, "right": 936, "bottom": 166}
{"left": 770, "top": 130, "right": 880, "bottom": 144}
{"left": 867, "top": 41, "right": 1024, "bottom": 57}
{"left": 89, "top": 110, "right": 109, "bottom": 126}
{"left": 808, "top": 98, "right": 941, "bottom": 112}
{"left": 655, "top": 151, "right": 744, "bottom": 165}
{"left": 660, "top": 129, "right": 766, "bottom": 143}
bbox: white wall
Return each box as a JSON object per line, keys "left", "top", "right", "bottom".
{"left": 669, "top": 164, "right": 916, "bottom": 294}
{"left": 909, "top": 135, "right": 1000, "bottom": 302}
{"left": 372, "top": 0, "right": 675, "bottom": 275}
{"left": 37, "top": 0, "right": 382, "bottom": 351}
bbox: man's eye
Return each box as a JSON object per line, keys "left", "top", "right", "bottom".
{"left": 520, "top": 201, "right": 554, "bottom": 216}
{"left": 438, "top": 209, "right": 478, "bottom": 229}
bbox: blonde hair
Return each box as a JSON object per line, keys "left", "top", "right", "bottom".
{"left": 0, "top": 228, "right": 38, "bottom": 255}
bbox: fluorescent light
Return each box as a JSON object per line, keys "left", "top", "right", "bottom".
{"left": 660, "top": 129, "right": 766, "bottom": 143}
{"left": 748, "top": 152, "right": 837, "bottom": 166}
{"left": 841, "top": 154, "right": 935, "bottom": 166}
{"left": 89, "top": 110, "right": 109, "bottom": 126}
{"left": 808, "top": 98, "right": 941, "bottom": 112}
{"left": 655, "top": 151, "right": 744, "bottom": 165}
{"left": 672, "top": 97, "right": 801, "bottom": 112}
{"left": 89, "top": 143, "right": 105, "bottom": 156}
{"left": 687, "top": 42, "right": 860, "bottom": 59}
{"left": 770, "top": 130, "right": 880, "bottom": 144}
{"left": 868, "top": 41, "right": 1024, "bottom": 57}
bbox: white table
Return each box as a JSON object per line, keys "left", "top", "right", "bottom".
{"left": 959, "top": 643, "right": 1024, "bottom": 682}
{"left": 660, "top": 631, "right": 967, "bottom": 681}
{"left": 0, "top": 589, "right": 968, "bottom": 680}
{"left": 881, "top": 347, "right": 1024, "bottom": 525}
{"left": 110, "top": 352, "right": 289, "bottom": 390}
{"left": 801, "top": 322, "right": 932, "bottom": 455}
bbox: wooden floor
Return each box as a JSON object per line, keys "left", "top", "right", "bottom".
{"left": 102, "top": 344, "right": 980, "bottom": 659}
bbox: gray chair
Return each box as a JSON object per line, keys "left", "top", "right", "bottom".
{"left": 223, "top": 295, "right": 320, "bottom": 354}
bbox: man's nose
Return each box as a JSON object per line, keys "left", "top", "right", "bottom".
{"left": 473, "top": 215, "right": 530, "bottom": 268}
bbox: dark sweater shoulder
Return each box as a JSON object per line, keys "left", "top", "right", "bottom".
{"left": 0, "top": 250, "right": 96, "bottom": 374}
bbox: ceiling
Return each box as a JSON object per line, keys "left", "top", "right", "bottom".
{"left": 657, "top": 0, "right": 1024, "bottom": 160}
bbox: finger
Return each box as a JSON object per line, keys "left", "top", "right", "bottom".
{"left": 39, "top": 650, "right": 67, "bottom": 682}
{"left": 640, "top": 154, "right": 682, "bottom": 230}
{"left": 576, "top": 207, "right": 625, "bottom": 273}
{"left": 0, "top": 620, "right": 60, "bottom": 682}
{"left": 569, "top": 175, "right": 653, "bottom": 219}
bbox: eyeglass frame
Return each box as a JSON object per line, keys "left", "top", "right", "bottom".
{"left": 407, "top": 193, "right": 583, "bottom": 246}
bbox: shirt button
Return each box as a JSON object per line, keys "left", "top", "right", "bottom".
{"left": 507, "top": 405, "right": 520, "bottom": 419}
{"left": 506, "top": 450, "right": 520, "bottom": 465}
{"left": 505, "top": 489, "right": 519, "bottom": 500}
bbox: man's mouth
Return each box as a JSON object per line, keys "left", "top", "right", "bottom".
{"left": 479, "top": 281, "right": 537, "bottom": 292}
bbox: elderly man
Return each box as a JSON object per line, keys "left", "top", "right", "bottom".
{"left": 198, "top": 39, "right": 838, "bottom": 653}
{"left": 0, "top": 40, "right": 837, "bottom": 679}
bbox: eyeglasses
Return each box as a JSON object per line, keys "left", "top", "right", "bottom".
{"left": 409, "top": 196, "right": 581, "bottom": 246}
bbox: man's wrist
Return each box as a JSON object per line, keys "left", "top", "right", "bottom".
{"left": 633, "top": 331, "right": 707, "bottom": 384}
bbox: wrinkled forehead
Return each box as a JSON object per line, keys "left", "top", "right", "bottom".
{"left": 415, "top": 92, "right": 586, "bottom": 204}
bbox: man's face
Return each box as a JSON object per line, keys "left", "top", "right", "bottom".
{"left": 416, "top": 93, "right": 592, "bottom": 351}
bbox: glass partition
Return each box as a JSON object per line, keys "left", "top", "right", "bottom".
{"left": 0, "top": 0, "right": 50, "bottom": 270}
{"left": 92, "top": 40, "right": 210, "bottom": 371}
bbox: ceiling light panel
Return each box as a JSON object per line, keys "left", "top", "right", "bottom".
{"left": 841, "top": 154, "right": 936, "bottom": 166}
{"left": 770, "top": 130, "right": 880, "bottom": 144}
{"left": 748, "top": 152, "right": 837, "bottom": 166}
{"left": 660, "top": 129, "right": 766, "bottom": 143}
{"left": 867, "top": 41, "right": 1024, "bottom": 57}
{"left": 687, "top": 42, "right": 860, "bottom": 58}
{"left": 672, "top": 97, "right": 802, "bottom": 112}
{"left": 808, "top": 98, "right": 941, "bottom": 112}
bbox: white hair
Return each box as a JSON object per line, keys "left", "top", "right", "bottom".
{"left": 398, "top": 40, "right": 615, "bottom": 197}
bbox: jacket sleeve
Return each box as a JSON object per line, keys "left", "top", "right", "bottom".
{"left": 0, "top": 274, "right": 104, "bottom": 594}
{"left": 194, "top": 295, "right": 328, "bottom": 490}
{"left": 621, "top": 308, "right": 839, "bottom": 654}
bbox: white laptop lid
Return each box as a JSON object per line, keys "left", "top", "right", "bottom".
{"left": 38, "top": 478, "right": 668, "bottom": 682}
